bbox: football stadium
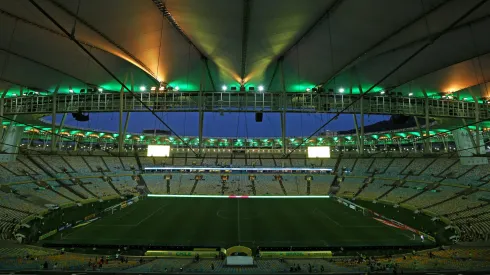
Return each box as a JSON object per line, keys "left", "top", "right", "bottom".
{"left": 1, "top": 0, "right": 490, "bottom": 274}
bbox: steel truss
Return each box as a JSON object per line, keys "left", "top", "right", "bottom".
{"left": 2, "top": 92, "right": 488, "bottom": 119}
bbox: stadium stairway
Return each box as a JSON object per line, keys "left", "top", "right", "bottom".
{"left": 67, "top": 178, "right": 97, "bottom": 198}
{"left": 422, "top": 188, "right": 479, "bottom": 210}
{"left": 353, "top": 175, "right": 374, "bottom": 198}
{"left": 82, "top": 156, "right": 110, "bottom": 173}
{"left": 398, "top": 158, "right": 416, "bottom": 175}
{"left": 446, "top": 202, "right": 490, "bottom": 218}
{"left": 251, "top": 179, "right": 256, "bottom": 195}
{"left": 220, "top": 178, "right": 226, "bottom": 195}
{"left": 0, "top": 204, "right": 33, "bottom": 216}
{"left": 26, "top": 155, "right": 86, "bottom": 200}
{"left": 31, "top": 180, "right": 75, "bottom": 203}
{"left": 190, "top": 179, "right": 199, "bottom": 195}
{"left": 399, "top": 182, "right": 441, "bottom": 205}
{"left": 451, "top": 208, "right": 490, "bottom": 222}
{"left": 277, "top": 179, "right": 287, "bottom": 195}
{"left": 333, "top": 156, "right": 342, "bottom": 174}
{"left": 306, "top": 178, "right": 311, "bottom": 195}
{"left": 134, "top": 152, "right": 143, "bottom": 171}
{"left": 104, "top": 177, "right": 122, "bottom": 196}
{"left": 77, "top": 181, "right": 98, "bottom": 198}
{"left": 134, "top": 175, "right": 151, "bottom": 195}
{"left": 376, "top": 176, "right": 409, "bottom": 200}
{"left": 328, "top": 174, "right": 341, "bottom": 195}
{"left": 369, "top": 158, "right": 395, "bottom": 174}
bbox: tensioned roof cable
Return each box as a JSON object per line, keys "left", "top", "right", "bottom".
{"left": 28, "top": 0, "right": 198, "bottom": 156}
{"left": 284, "top": 0, "right": 488, "bottom": 158}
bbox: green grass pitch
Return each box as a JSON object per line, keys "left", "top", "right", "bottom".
{"left": 46, "top": 197, "right": 434, "bottom": 249}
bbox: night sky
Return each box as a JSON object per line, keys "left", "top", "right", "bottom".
{"left": 48, "top": 113, "right": 389, "bottom": 137}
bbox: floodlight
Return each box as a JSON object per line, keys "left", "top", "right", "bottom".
{"left": 339, "top": 88, "right": 345, "bottom": 93}
{"left": 408, "top": 92, "right": 413, "bottom": 96}
{"left": 306, "top": 88, "right": 311, "bottom": 92}
{"left": 151, "top": 87, "right": 156, "bottom": 91}
{"left": 98, "top": 88, "right": 103, "bottom": 92}
{"left": 380, "top": 91, "right": 385, "bottom": 95}
{"left": 222, "top": 85, "right": 227, "bottom": 91}
{"left": 69, "top": 89, "right": 74, "bottom": 93}
{"left": 175, "top": 86, "right": 180, "bottom": 91}
{"left": 308, "top": 146, "right": 331, "bottom": 158}
{"left": 140, "top": 86, "right": 146, "bottom": 91}
{"left": 147, "top": 145, "right": 170, "bottom": 157}
{"left": 159, "top": 87, "right": 165, "bottom": 91}
{"left": 258, "top": 85, "right": 264, "bottom": 92}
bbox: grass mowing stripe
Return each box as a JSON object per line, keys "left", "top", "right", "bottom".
{"left": 45, "top": 197, "right": 436, "bottom": 248}
{"left": 312, "top": 208, "right": 342, "bottom": 227}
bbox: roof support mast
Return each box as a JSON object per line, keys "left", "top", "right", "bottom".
{"left": 0, "top": 87, "right": 10, "bottom": 140}
{"left": 56, "top": 113, "right": 67, "bottom": 150}
{"left": 422, "top": 90, "right": 431, "bottom": 153}
{"left": 413, "top": 117, "right": 423, "bottom": 153}
{"left": 50, "top": 85, "right": 59, "bottom": 152}
{"left": 279, "top": 58, "right": 287, "bottom": 156}
{"left": 471, "top": 90, "right": 481, "bottom": 155}
{"left": 118, "top": 74, "right": 128, "bottom": 154}
{"left": 358, "top": 85, "right": 365, "bottom": 156}
{"left": 353, "top": 114, "right": 360, "bottom": 153}
{"left": 198, "top": 58, "right": 206, "bottom": 157}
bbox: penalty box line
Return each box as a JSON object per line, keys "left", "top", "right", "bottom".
{"left": 92, "top": 203, "right": 169, "bottom": 228}
{"left": 313, "top": 208, "right": 342, "bottom": 227}
{"left": 134, "top": 203, "right": 168, "bottom": 226}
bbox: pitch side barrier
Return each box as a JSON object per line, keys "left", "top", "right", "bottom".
{"left": 40, "top": 197, "right": 141, "bottom": 242}
{"left": 102, "top": 196, "right": 140, "bottom": 215}
{"left": 335, "top": 197, "right": 436, "bottom": 243}
{"left": 63, "top": 197, "right": 141, "bottom": 231}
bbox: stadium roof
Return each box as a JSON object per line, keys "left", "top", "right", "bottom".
{"left": 1, "top": 0, "right": 490, "bottom": 101}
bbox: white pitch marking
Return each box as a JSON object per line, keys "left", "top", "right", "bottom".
{"left": 313, "top": 208, "right": 342, "bottom": 227}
